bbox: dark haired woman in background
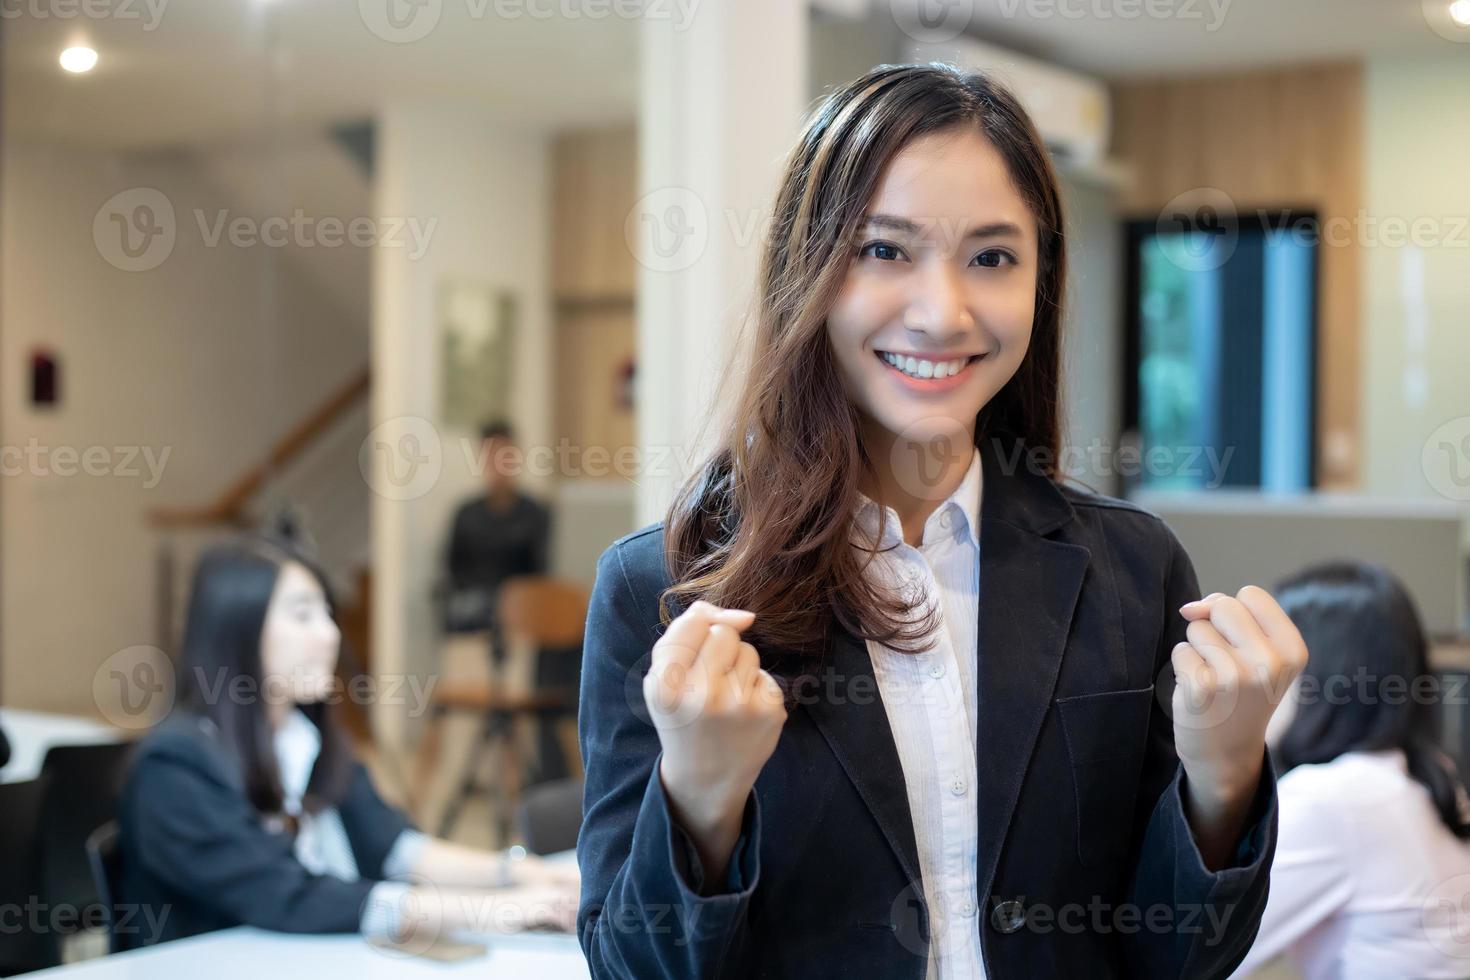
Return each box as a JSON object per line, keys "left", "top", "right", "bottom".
{"left": 1231, "top": 562, "right": 1470, "bottom": 978}
{"left": 577, "top": 63, "right": 1309, "bottom": 978}
{"left": 118, "top": 536, "right": 577, "bottom": 947}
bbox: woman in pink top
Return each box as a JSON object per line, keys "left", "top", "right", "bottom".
{"left": 1233, "top": 561, "right": 1470, "bottom": 979}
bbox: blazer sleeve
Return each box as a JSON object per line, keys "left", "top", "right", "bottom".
{"left": 124, "top": 732, "right": 378, "bottom": 934}
{"left": 576, "top": 539, "right": 763, "bottom": 980}
{"left": 337, "top": 759, "right": 415, "bottom": 880}
{"left": 1121, "top": 522, "right": 1280, "bottom": 980}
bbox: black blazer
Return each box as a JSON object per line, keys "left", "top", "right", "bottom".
{"left": 118, "top": 711, "right": 413, "bottom": 945}
{"left": 576, "top": 436, "right": 1278, "bottom": 979}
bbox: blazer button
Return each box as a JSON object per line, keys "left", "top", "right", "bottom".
{"left": 990, "top": 899, "right": 1026, "bottom": 934}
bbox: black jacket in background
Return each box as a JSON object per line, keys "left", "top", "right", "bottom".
{"left": 576, "top": 434, "right": 1279, "bottom": 979}
{"left": 117, "top": 712, "right": 412, "bottom": 945}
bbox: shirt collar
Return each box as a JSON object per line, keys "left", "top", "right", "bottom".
{"left": 854, "top": 445, "right": 983, "bottom": 550}
{"left": 273, "top": 708, "right": 321, "bottom": 815}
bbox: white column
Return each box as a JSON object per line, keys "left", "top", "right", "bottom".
{"left": 370, "top": 105, "right": 552, "bottom": 749}
{"left": 633, "top": 1, "right": 809, "bottom": 527}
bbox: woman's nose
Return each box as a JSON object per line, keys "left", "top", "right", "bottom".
{"left": 901, "top": 261, "right": 973, "bottom": 340}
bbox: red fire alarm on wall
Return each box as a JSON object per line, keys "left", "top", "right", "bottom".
{"left": 31, "top": 347, "right": 60, "bottom": 407}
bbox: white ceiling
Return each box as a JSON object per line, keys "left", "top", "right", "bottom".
{"left": 949, "top": 0, "right": 1463, "bottom": 78}
{"left": 887, "top": 0, "right": 1464, "bottom": 78}
{"left": 4, "top": 0, "right": 641, "bottom": 149}
{"left": 5, "top": 0, "right": 1463, "bottom": 150}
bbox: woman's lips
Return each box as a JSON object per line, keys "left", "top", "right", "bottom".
{"left": 875, "top": 350, "right": 987, "bottom": 393}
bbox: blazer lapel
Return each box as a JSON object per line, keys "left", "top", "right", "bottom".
{"left": 801, "top": 433, "right": 1090, "bottom": 904}
{"left": 972, "top": 435, "right": 1090, "bottom": 904}
{"left": 803, "top": 626, "right": 924, "bottom": 888}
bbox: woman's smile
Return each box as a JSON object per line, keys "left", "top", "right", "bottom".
{"left": 874, "top": 348, "right": 990, "bottom": 393}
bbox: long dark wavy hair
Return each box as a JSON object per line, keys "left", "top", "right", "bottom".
{"left": 662, "top": 63, "right": 1067, "bottom": 658}
{"left": 1272, "top": 560, "right": 1470, "bottom": 838}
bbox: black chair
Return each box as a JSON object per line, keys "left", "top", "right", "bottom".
{"left": 35, "top": 742, "right": 133, "bottom": 965}
{"left": 515, "top": 776, "right": 584, "bottom": 856}
{"left": 85, "top": 822, "right": 134, "bottom": 954}
{"left": 0, "top": 778, "right": 48, "bottom": 975}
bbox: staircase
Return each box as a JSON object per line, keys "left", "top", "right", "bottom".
{"left": 145, "top": 123, "right": 379, "bottom": 740}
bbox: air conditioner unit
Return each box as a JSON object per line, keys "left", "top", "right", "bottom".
{"left": 903, "top": 36, "right": 1111, "bottom": 172}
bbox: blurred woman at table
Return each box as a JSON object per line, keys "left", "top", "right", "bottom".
{"left": 118, "top": 535, "right": 579, "bottom": 948}
{"left": 1231, "top": 561, "right": 1470, "bottom": 979}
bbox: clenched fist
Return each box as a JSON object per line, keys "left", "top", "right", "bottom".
{"left": 643, "top": 600, "right": 787, "bottom": 883}
{"left": 1170, "top": 585, "right": 1309, "bottom": 866}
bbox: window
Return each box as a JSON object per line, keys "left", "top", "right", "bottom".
{"left": 1122, "top": 209, "right": 1319, "bottom": 492}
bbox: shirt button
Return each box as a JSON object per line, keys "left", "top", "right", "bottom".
{"left": 951, "top": 776, "right": 967, "bottom": 796}
{"left": 928, "top": 663, "right": 946, "bottom": 679}
{"left": 959, "top": 900, "right": 977, "bottom": 918}
{"left": 940, "top": 510, "right": 953, "bottom": 529}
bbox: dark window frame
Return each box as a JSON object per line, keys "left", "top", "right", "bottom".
{"left": 1120, "top": 207, "right": 1323, "bottom": 491}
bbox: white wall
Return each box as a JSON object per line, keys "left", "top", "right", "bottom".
{"left": 0, "top": 141, "right": 366, "bottom": 715}
{"left": 370, "top": 105, "right": 552, "bottom": 748}
{"left": 1058, "top": 173, "right": 1124, "bottom": 495}
{"left": 1362, "top": 54, "right": 1470, "bottom": 547}
{"left": 633, "top": 0, "right": 809, "bottom": 526}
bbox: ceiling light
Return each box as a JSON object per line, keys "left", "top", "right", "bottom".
{"left": 1451, "top": 0, "right": 1470, "bottom": 27}
{"left": 59, "top": 46, "right": 97, "bottom": 73}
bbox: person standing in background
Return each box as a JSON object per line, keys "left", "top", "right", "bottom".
{"left": 443, "top": 420, "right": 553, "bottom": 641}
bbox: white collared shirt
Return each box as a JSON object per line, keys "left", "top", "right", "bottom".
{"left": 272, "top": 708, "right": 428, "bottom": 938}
{"left": 853, "top": 448, "right": 985, "bottom": 980}
{"left": 1230, "top": 748, "right": 1470, "bottom": 979}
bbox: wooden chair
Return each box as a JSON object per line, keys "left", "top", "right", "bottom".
{"left": 417, "top": 576, "right": 588, "bottom": 843}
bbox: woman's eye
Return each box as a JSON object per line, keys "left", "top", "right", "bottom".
{"left": 971, "top": 249, "right": 1014, "bottom": 269}
{"left": 859, "top": 240, "right": 905, "bottom": 262}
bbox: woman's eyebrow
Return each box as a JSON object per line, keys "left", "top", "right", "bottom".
{"left": 860, "top": 213, "right": 1024, "bottom": 239}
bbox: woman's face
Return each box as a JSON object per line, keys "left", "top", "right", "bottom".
{"left": 259, "top": 561, "right": 341, "bottom": 707}
{"left": 826, "top": 125, "right": 1039, "bottom": 449}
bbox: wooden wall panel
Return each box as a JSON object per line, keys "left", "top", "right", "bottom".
{"left": 551, "top": 126, "right": 638, "bottom": 301}
{"left": 1112, "top": 62, "right": 1363, "bottom": 489}
{"left": 551, "top": 126, "right": 637, "bottom": 469}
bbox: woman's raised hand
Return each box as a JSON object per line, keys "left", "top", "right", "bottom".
{"left": 643, "top": 600, "right": 787, "bottom": 843}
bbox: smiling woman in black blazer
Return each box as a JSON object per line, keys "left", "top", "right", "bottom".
{"left": 576, "top": 64, "right": 1308, "bottom": 980}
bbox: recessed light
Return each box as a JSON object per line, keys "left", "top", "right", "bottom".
{"left": 59, "top": 46, "right": 98, "bottom": 73}
{"left": 1451, "top": 0, "right": 1470, "bottom": 27}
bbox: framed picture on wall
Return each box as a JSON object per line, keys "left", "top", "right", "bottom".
{"left": 439, "top": 281, "right": 517, "bottom": 432}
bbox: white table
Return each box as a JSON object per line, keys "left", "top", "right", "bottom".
{"left": 18, "top": 927, "right": 590, "bottom": 978}
{"left": 0, "top": 708, "right": 122, "bottom": 784}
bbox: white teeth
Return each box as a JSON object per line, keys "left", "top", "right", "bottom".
{"left": 880, "top": 352, "right": 971, "bottom": 380}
